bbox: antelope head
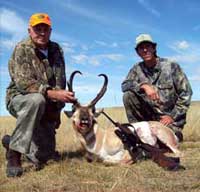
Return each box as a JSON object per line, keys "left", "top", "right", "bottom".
{"left": 64, "top": 71, "right": 108, "bottom": 135}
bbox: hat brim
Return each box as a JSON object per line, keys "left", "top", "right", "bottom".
{"left": 30, "top": 21, "right": 51, "bottom": 27}
{"left": 135, "top": 41, "right": 156, "bottom": 49}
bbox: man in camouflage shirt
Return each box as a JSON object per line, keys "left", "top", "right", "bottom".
{"left": 2, "top": 13, "right": 76, "bottom": 177}
{"left": 122, "top": 34, "right": 192, "bottom": 143}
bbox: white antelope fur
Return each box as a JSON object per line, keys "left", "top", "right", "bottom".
{"left": 72, "top": 112, "right": 182, "bottom": 164}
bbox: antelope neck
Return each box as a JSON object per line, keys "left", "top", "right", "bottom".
{"left": 83, "top": 129, "right": 96, "bottom": 146}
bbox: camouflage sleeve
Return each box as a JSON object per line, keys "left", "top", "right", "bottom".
{"left": 9, "top": 44, "right": 50, "bottom": 96}
{"left": 121, "top": 65, "right": 149, "bottom": 93}
{"left": 170, "top": 63, "right": 193, "bottom": 121}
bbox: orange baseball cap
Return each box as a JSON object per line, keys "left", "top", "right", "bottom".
{"left": 29, "top": 13, "right": 51, "bottom": 27}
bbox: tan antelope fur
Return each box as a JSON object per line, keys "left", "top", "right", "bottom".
{"left": 128, "top": 121, "right": 182, "bottom": 157}
{"left": 65, "top": 71, "right": 132, "bottom": 164}
{"left": 65, "top": 71, "right": 182, "bottom": 164}
{"left": 70, "top": 107, "right": 132, "bottom": 164}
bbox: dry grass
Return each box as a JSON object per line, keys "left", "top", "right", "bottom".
{"left": 0, "top": 102, "right": 200, "bottom": 192}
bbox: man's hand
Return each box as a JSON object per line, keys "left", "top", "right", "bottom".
{"left": 159, "top": 115, "right": 174, "bottom": 126}
{"left": 140, "top": 84, "right": 160, "bottom": 102}
{"left": 47, "top": 89, "right": 77, "bottom": 103}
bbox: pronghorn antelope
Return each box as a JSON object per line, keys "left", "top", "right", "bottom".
{"left": 65, "top": 71, "right": 182, "bottom": 165}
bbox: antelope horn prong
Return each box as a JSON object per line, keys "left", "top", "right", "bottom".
{"left": 89, "top": 73, "right": 108, "bottom": 107}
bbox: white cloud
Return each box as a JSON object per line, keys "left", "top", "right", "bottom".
{"left": 74, "top": 84, "right": 100, "bottom": 94}
{"left": 189, "top": 75, "right": 200, "bottom": 81}
{"left": 111, "top": 42, "right": 118, "bottom": 48}
{"left": 137, "top": 0, "right": 160, "bottom": 17}
{"left": 169, "top": 54, "right": 200, "bottom": 64}
{"left": 71, "top": 54, "right": 88, "bottom": 64}
{"left": 61, "top": 42, "right": 75, "bottom": 54}
{"left": 61, "top": 1, "right": 108, "bottom": 24}
{"left": 170, "top": 41, "right": 190, "bottom": 52}
{"left": 0, "top": 8, "right": 27, "bottom": 51}
{"left": 1, "top": 38, "right": 18, "bottom": 50}
{"left": 167, "top": 42, "right": 200, "bottom": 83}
{"left": 80, "top": 44, "right": 89, "bottom": 51}
{"left": 168, "top": 41, "right": 200, "bottom": 64}
{"left": 71, "top": 53, "right": 124, "bottom": 66}
{"left": 176, "top": 41, "right": 189, "bottom": 50}
{"left": 95, "top": 40, "right": 107, "bottom": 46}
{"left": 95, "top": 40, "right": 119, "bottom": 48}
{"left": 59, "top": 0, "right": 140, "bottom": 28}
{"left": 89, "top": 57, "right": 101, "bottom": 66}
{"left": 0, "top": 8, "right": 26, "bottom": 34}
{"left": 69, "top": 75, "right": 110, "bottom": 105}
{"left": 102, "top": 54, "right": 123, "bottom": 61}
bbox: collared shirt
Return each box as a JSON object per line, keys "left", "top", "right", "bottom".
{"left": 39, "top": 48, "right": 48, "bottom": 57}
{"left": 121, "top": 57, "right": 193, "bottom": 126}
{"left": 6, "top": 37, "right": 66, "bottom": 109}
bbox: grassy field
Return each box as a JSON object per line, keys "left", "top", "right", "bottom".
{"left": 0, "top": 102, "right": 200, "bottom": 192}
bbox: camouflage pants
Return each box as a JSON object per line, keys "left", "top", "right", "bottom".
{"left": 7, "top": 93, "right": 60, "bottom": 163}
{"left": 123, "top": 91, "right": 183, "bottom": 142}
{"left": 123, "top": 90, "right": 160, "bottom": 123}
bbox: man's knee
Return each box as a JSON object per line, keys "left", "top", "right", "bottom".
{"left": 123, "top": 91, "right": 140, "bottom": 107}
{"left": 8, "top": 93, "right": 46, "bottom": 117}
{"left": 27, "top": 93, "right": 46, "bottom": 111}
{"left": 123, "top": 91, "right": 134, "bottom": 104}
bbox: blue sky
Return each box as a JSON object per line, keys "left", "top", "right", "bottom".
{"left": 0, "top": 0, "right": 200, "bottom": 116}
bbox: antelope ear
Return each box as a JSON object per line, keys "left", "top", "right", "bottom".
{"left": 94, "top": 108, "right": 104, "bottom": 118}
{"left": 64, "top": 111, "right": 74, "bottom": 118}
{"left": 94, "top": 112, "right": 101, "bottom": 118}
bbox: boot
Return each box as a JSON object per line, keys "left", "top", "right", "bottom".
{"left": 1, "top": 135, "right": 10, "bottom": 160}
{"left": 2, "top": 135, "right": 23, "bottom": 177}
{"left": 51, "top": 150, "right": 61, "bottom": 161}
{"left": 6, "top": 149, "right": 23, "bottom": 177}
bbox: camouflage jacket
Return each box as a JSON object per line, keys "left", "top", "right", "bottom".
{"left": 6, "top": 37, "right": 66, "bottom": 110}
{"left": 121, "top": 58, "right": 193, "bottom": 126}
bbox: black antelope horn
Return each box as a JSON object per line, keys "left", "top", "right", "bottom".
{"left": 67, "top": 70, "right": 82, "bottom": 92}
{"left": 88, "top": 74, "right": 108, "bottom": 107}
{"left": 67, "top": 70, "right": 82, "bottom": 106}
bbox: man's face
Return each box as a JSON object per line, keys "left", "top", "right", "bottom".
{"left": 28, "top": 23, "right": 51, "bottom": 49}
{"left": 136, "top": 42, "right": 156, "bottom": 62}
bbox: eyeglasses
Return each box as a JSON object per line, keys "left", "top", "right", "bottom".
{"left": 32, "top": 24, "right": 51, "bottom": 35}
{"left": 137, "top": 43, "right": 154, "bottom": 52}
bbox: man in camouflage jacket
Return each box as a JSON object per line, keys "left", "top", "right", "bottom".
{"left": 2, "top": 13, "right": 76, "bottom": 177}
{"left": 122, "top": 34, "right": 192, "bottom": 143}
